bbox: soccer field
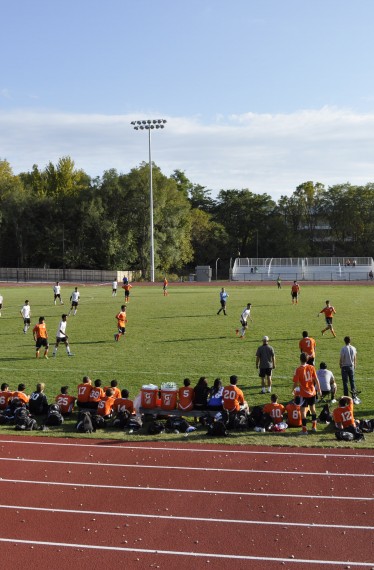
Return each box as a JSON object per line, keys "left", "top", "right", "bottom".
{"left": 0, "top": 281, "right": 373, "bottom": 446}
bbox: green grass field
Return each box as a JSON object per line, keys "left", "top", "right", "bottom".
{"left": 0, "top": 281, "right": 373, "bottom": 447}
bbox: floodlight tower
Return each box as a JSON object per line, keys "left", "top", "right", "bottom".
{"left": 131, "top": 119, "right": 167, "bottom": 282}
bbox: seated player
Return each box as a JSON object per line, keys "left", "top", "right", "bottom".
{"left": 88, "top": 379, "right": 105, "bottom": 410}
{"left": 104, "top": 379, "right": 121, "bottom": 399}
{"left": 55, "top": 386, "right": 76, "bottom": 415}
{"left": 178, "top": 378, "right": 194, "bottom": 411}
{"left": 285, "top": 395, "right": 302, "bottom": 428}
{"left": 207, "top": 378, "right": 224, "bottom": 411}
{"left": 222, "top": 375, "right": 249, "bottom": 413}
{"left": 263, "top": 393, "right": 285, "bottom": 425}
{"left": 333, "top": 396, "right": 358, "bottom": 433}
{"left": 12, "top": 383, "right": 30, "bottom": 406}
{"left": 0, "top": 383, "right": 14, "bottom": 410}
{"left": 97, "top": 388, "right": 116, "bottom": 419}
{"left": 316, "top": 362, "right": 337, "bottom": 403}
{"left": 29, "top": 382, "right": 49, "bottom": 415}
{"left": 113, "top": 389, "right": 135, "bottom": 415}
{"left": 193, "top": 377, "right": 210, "bottom": 410}
{"left": 77, "top": 376, "right": 93, "bottom": 409}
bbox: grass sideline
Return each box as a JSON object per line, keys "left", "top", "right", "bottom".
{"left": 0, "top": 281, "right": 373, "bottom": 448}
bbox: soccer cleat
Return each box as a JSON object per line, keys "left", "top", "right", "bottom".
{"left": 267, "top": 388, "right": 271, "bottom": 393}
{"left": 321, "top": 330, "right": 325, "bottom": 336}
{"left": 331, "top": 399, "right": 337, "bottom": 403}
{"left": 44, "top": 355, "right": 49, "bottom": 360}
{"left": 114, "top": 334, "right": 118, "bottom": 342}
{"left": 311, "top": 427, "right": 317, "bottom": 433}
{"left": 235, "top": 329, "right": 239, "bottom": 336}
{"left": 299, "top": 430, "right": 308, "bottom": 435}
{"left": 353, "top": 397, "right": 361, "bottom": 405}
{"left": 68, "top": 353, "right": 74, "bottom": 357}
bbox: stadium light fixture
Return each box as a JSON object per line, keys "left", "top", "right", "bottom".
{"left": 131, "top": 119, "right": 167, "bottom": 282}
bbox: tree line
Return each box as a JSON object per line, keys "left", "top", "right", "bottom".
{"left": 0, "top": 157, "right": 373, "bottom": 278}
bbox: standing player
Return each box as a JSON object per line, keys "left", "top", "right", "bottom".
{"left": 299, "top": 331, "right": 316, "bottom": 365}
{"left": 53, "top": 282, "right": 64, "bottom": 305}
{"left": 52, "top": 314, "right": 74, "bottom": 357}
{"left": 217, "top": 287, "right": 229, "bottom": 315}
{"left": 276, "top": 276, "right": 282, "bottom": 289}
{"left": 318, "top": 300, "right": 336, "bottom": 337}
{"left": 32, "top": 316, "right": 49, "bottom": 359}
{"left": 293, "top": 352, "right": 321, "bottom": 434}
{"left": 291, "top": 281, "right": 300, "bottom": 304}
{"left": 163, "top": 277, "right": 168, "bottom": 296}
{"left": 114, "top": 305, "right": 127, "bottom": 341}
{"left": 20, "top": 299, "right": 31, "bottom": 334}
{"left": 236, "top": 303, "right": 253, "bottom": 338}
{"left": 68, "top": 287, "right": 80, "bottom": 316}
{"left": 0, "top": 292, "right": 3, "bottom": 316}
{"left": 123, "top": 282, "right": 132, "bottom": 303}
{"left": 112, "top": 278, "right": 118, "bottom": 297}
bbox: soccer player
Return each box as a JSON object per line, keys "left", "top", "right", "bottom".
{"left": 113, "top": 389, "right": 135, "bottom": 415}
{"left": 122, "top": 282, "right": 132, "bottom": 303}
{"left": 52, "top": 314, "right": 73, "bottom": 357}
{"left": 318, "top": 300, "right": 336, "bottom": 337}
{"left": 217, "top": 287, "right": 229, "bottom": 315}
{"left": 291, "top": 281, "right": 300, "bottom": 304}
{"left": 178, "top": 378, "right": 194, "bottom": 411}
{"left": 222, "top": 375, "right": 248, "bottom": 413}
{"left": 0, "top": 292, "right": 3, "bottom": 316}
{"left": 333, "top": 396, "right": 358, "bottom": 433}
{"left": 20, "top": 300, "right": 31, "bottom": 334}
{"left": 256, "top": 336, "right": 276, "bottom": 393}
{"left": 97, "top": 388, "right": 116, "bottom": 418}
{"left": 88, "top": 379, "right": 105, "bottom": 410}
{"left": 112, "top": 278, "right": 118, "bottom": 296}
{"left": 236, "top": 303, "right": 253, "bottom": 338}
{"left": 163, "top": 277, "right": 168, "bottom": 296}
{"left": 293, "top": 352, "right": 321, "bottom": 434}
{"left": 263, "top": 394, "right": 285, "bottom": 425}
{"left": 299, "top": 330, "right": 316, "bottom": 365}
{"left": 55, "top": 386, "right": 76, "bottom": 415}
{"left": 285, "top": 395, "right": 303, "bottom": 428}
{"left": 53, "top": 282, "right": 64, "bottom": 305}
{"left": 0, "top": 383, "right": 14, "bottom": 410}
{"left": 104, "top": 379, "right": 121, "bottom": 399}
{"left": 276, "top": 276, "right": 282, "bottom": 289}
{"left": 33, "top": 316, "right": 49, "bottom": 359}
{"left": 29, "top": 383, "right": 49, "bottom": 415}
{"left": 68, "top": 287, "right": 80, "bottom": 316}
{"left": 316, "top": 362, "right": 337, "bottom": 403}
{"left": 114, "top": 305, "right": 127, "bottom": 341}
{"left": 12, "top": 383, "right": 30, "bottom": 405}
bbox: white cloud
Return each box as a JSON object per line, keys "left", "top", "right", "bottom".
{"left": 0, "top": 106, "right": 374, "bottom": 200}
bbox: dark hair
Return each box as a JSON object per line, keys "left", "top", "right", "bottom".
{"left": 300, "top": 353, "right": 308, "bottom": 364}
{"left": 106, "top": 388, "right": 114, "bottom": 397}
{"left": 302, "top": 331, "right": 308, "bottom": 338}
{"left": 339, "top": 397, "right": 349, "bottom": 406}
{"left": 183, "top": 378, "right": 191, "bottom": 387}
{"left": 61, "top": 386, "right": 68, "bottom": 394}
{"left": 319, "top": 362, "right": 327, "bottom": 369}
{"left": 111, "top": 380, "right": 118, "bottom": 387}
{"left": 294, "top": 396, "right": 301, "bottom": 405}
{"left": 94, "top": 379, "right": 102, "bottom": 387}
{"left": 344, "top": 336, "right": 351, "bottom": 344}
{"left": 121, "top": 305, "right": 126, "bottom": 311}
{"left": 82, "top": 376, "right": 90, "bottom": 383}
{"left": 229, "top": 375, "right": 238, "bottom": 385}
{"left": 1, "top": 383, "right": 9, "bottom": 391}
{"left": 38, "top": 316, "right": 44, "bottom": 323}
{"left": 196, "top": 376, "right": 208, "bottom": 388}
{"left": 270, "top": 394, "right": 278, "bottom": 402}
{"left": 121, "top": 389, "right": 129, "bottom": 398}
{"left": 18, "top": 383, "right": 26, "bottom": 391}
{"left": 211, "top": 378, "right": 222, "bottom": 395}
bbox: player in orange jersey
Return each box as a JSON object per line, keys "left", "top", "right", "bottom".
{"left": 77, "top": 376, "right": 93, "bottom": 409}
{"left": 12, "top": 383, "right": 30, "bottom": 405}
{"left": 104, "top": 379, "right": 121, "bottom": 399}
{"left": 178, "top": 378, "right": 194, "bottom": 411}
{"left": 163, "top": 277, "right": 168, "bottom": 296}
{"left": 88, "top": 379, "right": 105, "bottom": 410}
{"left": 299, "top": 330, "right": 316, "bottom": 365}
{"left": 293, "top": 353, "right": 321, "bottom": 434}
{"left": 55, "top": 386, "right": 76, "bottom": 415}
{"left": 222, "top": 375, "right": 248, "bottom": 413}
{"left": 97, "top": 388, "right": 116, "bottom": 418}
{"left": 263, "top": 394, "right": 285, "bottom": 425}
{"left": 285, "top": 395, "right": 303, "bottom": 427}
{"left": 114, "top": 305, "right": 127, "bottom": 341}
{"left": 122, "top": 282, "right": 132, "bottom": 303}
{"left": 318, "top": 300, "right": 336, "bottom": 337}
{"left": 32, "top": 316, "right": 49, "bottom": 359}
{"left": 291, "top": 281, "right": 300, "bottom": 304}
{"left": 0, "top": 383, "right": 14, "bottom": 410}
{"left": 113, "top": 389, "right": 135, "bottom": 415}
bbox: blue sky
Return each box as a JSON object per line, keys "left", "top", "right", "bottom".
{"left": 1, "top": 0, "right": 374, "bottom": 199}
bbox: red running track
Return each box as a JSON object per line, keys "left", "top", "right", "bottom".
{"left": 0, "top": 436, "right": 373, "bottom": 569}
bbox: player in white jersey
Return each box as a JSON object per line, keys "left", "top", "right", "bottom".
{"left": 0, "top": 293, "right": 3, "bottom": 316}
{"left": 52, "top": 314, "right": 73, "bottom": 357}
{"left": 53, "top": 282, "right": 64, "bottom": 305}
{"left": 20, "top": 300, "right": 31, "bottom": 333}
{"left": 316, "top": 362, "right": 337, "bottom": 403}
{"left": 236, "top": 303, "right": 253, "bottom": 338}
{"left": 112, "top": 279, "right": 118, "bottom": 296}
{"left": 68, "top": 287, "right": 80, "bottom": 316}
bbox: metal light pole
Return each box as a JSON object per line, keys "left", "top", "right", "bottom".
{"left": 131, "top": 119, "right": 167, "bottom": 282}
{"left": 215, "top": 258, "right": 220, "bottom": 280}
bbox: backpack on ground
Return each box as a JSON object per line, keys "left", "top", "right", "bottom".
{"left": 111, "top": 410, "right": 131, "bottom": 428}
{"left": 319, "top": 403, "right": 333, "bottom": 423}
{"left": 126, "top": 416, "right": 143, "bottom": 432}
{"left": 44, "top": 404, "right": 64, "bottom": 426}
{"left": 14, "top": 407, "right": 37, "bottom": 431}
{"left": 335, "top": 426, "right": 364, "bottom": 442}
{"left": 91, "top": 413, "right": 106, "bottom": 429}
{"left": 358, "top": 419, "right": 374, "bottom": 433}
{"left": 165, "top": 416, "right": 191, "bottom": 433}
{"left": 76, "top": 410, "right": 95, "bottom": 433}
{"left": 206, "top": 420, "right": 229, "bottom": 437}
{"left": 147, "top": 420, "right": 165, "bottom": 435}
{"left": 247, "top": 406, "right": 272, "bottom": 430}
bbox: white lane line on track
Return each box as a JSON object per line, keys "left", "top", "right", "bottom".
{"left": 0, "top": 504, "right": 373, "bottom": 530}
{"left": 0, "top": 478, "right": 372, "bottom": 501}
{"left": 0, "top": 439, "right": 372, "bottom": 458}
{"left": 0, "top": 538, "right": 372, "bottom": 566}
{"left": 0, "top": 456, "right": 373, "bottom": 477}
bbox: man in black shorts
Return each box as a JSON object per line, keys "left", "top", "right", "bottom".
{"left": 255, "top": 336, "right": 276, "bottom": 394}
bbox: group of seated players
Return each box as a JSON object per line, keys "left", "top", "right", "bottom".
{"left": 0, "top": 374, "right": 358, "bottom": 435}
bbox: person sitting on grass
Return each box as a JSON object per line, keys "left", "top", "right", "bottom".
{"left": 104, "top": 379, "right": 121, "bottom": 399}
{"left": 29, "top": 382, "right": 49, "bottom": 416}
{"left": 285, "top": 395, "right": 302, "bottom": 428}
{"left": 263, "top": 393, "right": 285, "bottom": 425}
{"left": 12, "top": 383, "right": 30, "bottom": 406}
{"left": 77, "top": 376, "right": 93, "bottom": 409}
{"left": 97, "top": 388, "right": 116, "bottom": 419}
{"left": 55, "top": 386, "right": 76, "bottom": 416}
{"left": 88, "top": 379, "right": 105, "bottom": 410}
{"left": 0, "top": 383, "right": 14, "bottom": 411}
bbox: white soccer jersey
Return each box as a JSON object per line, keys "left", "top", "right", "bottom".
{"left": 54, "top": 285, "right": 61, "bottom": 295}
{"left": 21, "top": 304, "right": 31, "bottom": 319}
{"left": 241, "top": 308, "right": 251, "bottom": 322}
{"left": 317, "top": 369, "right": 335, "bottom": 391}
{"left": 56, "top": 320, "right": 67, "bottom": 338}
{"left": 112, "top": 281, "right": 118, "bottom": 289}
{"left": 71, "top": 291, "right": 80, "bottom": 302}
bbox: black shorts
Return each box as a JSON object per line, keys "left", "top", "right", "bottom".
{"left": 240, "top": 319, "right": 248, "bottom": 328}
{"left": 291, "top": 292, "right": 298, "bottom": 299}
{"left": 301, "top": 395, "right": 316, "bottom": 407}
{"left": 23, "top": 318, "right": 31, "bottom": 325}
{"left": 55, "top": 337, "right": 68, "bottom": 345}
{"left": 118, "top": 326, "right": 126, "bottom": 334}
{"left": 321, "top": 390, "right": 332, "bottom": 396}
{"left": 71, "top": 301, "right": 78, "bottom": 307}
{"left": 36, "top": 338, "right": 49, "bottom": 349}
{"left": 325, "top": 317, "right": 333, "bottom": 325}
{"left": 54, "top": 294, "right": 61, "bottom": 300}
{"left": 259, "top": 368, "right": 272, "bottom": 378}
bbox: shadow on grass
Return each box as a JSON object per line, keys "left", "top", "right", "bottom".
{"left": 157, "top": 336, "right": 229, "bottom": 343}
